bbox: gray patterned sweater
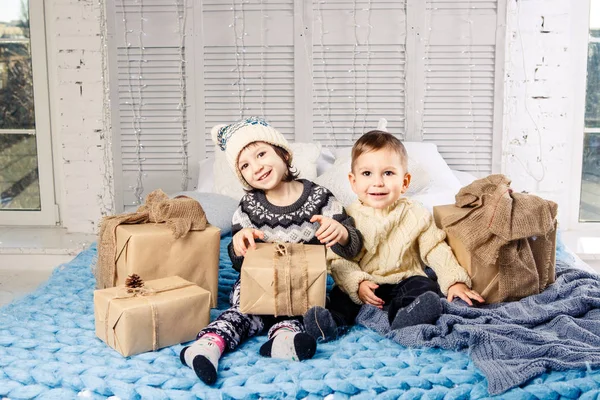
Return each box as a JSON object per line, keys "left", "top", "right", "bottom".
{"left": 228, "top": 179, "right": 363, "bottom": 272}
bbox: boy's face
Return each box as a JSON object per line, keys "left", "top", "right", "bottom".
{"left": 348, "top": 147, "right": 411, "bottom": 209}
{"left": 237, "top": 142, "right": 288, "bottom": 191}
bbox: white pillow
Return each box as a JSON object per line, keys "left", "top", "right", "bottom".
{"left": 210, "top": 142, "right": 322, "bottom": 201}
{"left": 171, "top": 191, "right": 238, "bottom": 235}
{"left": 452, "top": 169, "right": 477, "bottom": 187}
{"left": 314, "top": 155, "right": 432, "bottom": 206}
{"left": 196, "top": 157, "right": 214, "bottom": 192}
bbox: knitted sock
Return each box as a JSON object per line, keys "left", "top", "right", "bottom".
{"left": 355, "top": 304, "right": 391, "bottom": 336}
{"left": 390, "top": 291, "right": 442, "bottom": 331}
{"left": 180, "top": 333, "right": 225, "bottom": 385}
{"left": 303, "top": 306, "right": 338, "bottom": 343}
{"left": 259, "top": 327, "right": 316, "bottom": 361}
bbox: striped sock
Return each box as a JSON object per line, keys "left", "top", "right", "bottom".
{"left": 259, "top": 327, "right": 316, "bottom": 361}
{"left": 180, "top": 333, "right": 225, "bottom": 385}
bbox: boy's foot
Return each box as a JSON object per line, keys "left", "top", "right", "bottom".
{"left": 259, "top": 330, "right": 316, "bottom": 361}
{"left": 180, "top": 333, "right": 225, "bottom": 385}
{"left": 303, "top": 306, "right": 338, "bottom": 343}
{"left": 390, "top": 291, "right": 442, "bottom": 331}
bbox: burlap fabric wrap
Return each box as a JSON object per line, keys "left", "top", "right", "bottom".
{"left": 441, "top": 174, "right": 558, "bottom": 301}
{"left": 273, "top": 243, "right": 309, "bottom": 317}
{"left": 95, "top": 189, "right": 208, "bottom": 289}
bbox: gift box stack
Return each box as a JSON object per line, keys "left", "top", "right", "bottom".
{"left": 93, "top": 189, "right": 220, "bottom": 356}
{"left": 433, "top": 174, "right": 558, "bottom": 304}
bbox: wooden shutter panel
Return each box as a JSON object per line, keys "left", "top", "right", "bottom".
{"left": 199, "top": 0, "right": 296, "bottom": 156}
{"left": 413, "top": 0, "right": 505, "bottom": 176}
{"left": 108, "top": 0, "right": 198, "bottom": 210}
{"left": 311, "top": 0, "right": 407, "bottom": 148}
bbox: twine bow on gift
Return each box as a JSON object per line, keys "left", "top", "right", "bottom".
{"left": 272, "top": 243, "right": 309, "bottom": 317}
{"left": 104, "top": 279, "right": 194, "bottom": 354}
{"left": 95, "top": 189, "right": 208, "bottom": 289}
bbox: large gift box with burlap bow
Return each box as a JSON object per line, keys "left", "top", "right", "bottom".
{"left": 433, "top": 174, "right": 558, "bottom": 303}
{"left": 95, "top": 190, "right": 220, "bottom": 307}
{"left": 94, "top": 275, "right": 211, "bottom": 357}
{"left": 240, "top": 243, "right": 327, "bottom": 316}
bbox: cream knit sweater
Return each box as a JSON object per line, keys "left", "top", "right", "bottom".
{"left": 329, "top": 198, "right": 471, "bottom": 304}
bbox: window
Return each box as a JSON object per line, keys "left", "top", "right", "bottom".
{"left": 580, "top": 0, "right": 600, "bottom": 223}
{"left": 0, "top": 0, "right": 56, "bottom": 225}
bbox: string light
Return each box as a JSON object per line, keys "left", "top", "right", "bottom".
{"left": 231, "top": 0, "right": 245, "bottom": 116}
{"left": 505, "top": 0, "right": 546, "bottom": 183}
{"left": 313, "top": 0, "right": 336, "bottom": 147}
{"left": 350, "top": 5, "right": 359, "bottom": 138}
{"left": 418, "top": 3, "right": 434, "bottom": 140}
{"left": 119, "top": 0, "right": 145, "bottom": 205}
{"left": 98, "top": 0, "right": 115, "bottom": 215}
{"left": 360, "top": 0, "right": 373, "bottom": 136}
{"left": 466, "top": 0, "right": 480, "bottom": 176}
{"left": 175, "top": 0, "right": 189, "bottom": 191}
{"left": 259, "top": 0, "right": 266, "bottom": 118}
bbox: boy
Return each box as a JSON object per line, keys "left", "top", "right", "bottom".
{"left": 303, "top": 130, "right": 484, "bottom": 342}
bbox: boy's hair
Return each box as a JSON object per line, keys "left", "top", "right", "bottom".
{"left": 240, "top": 142, "right": 299, "bottom": 189}
{"left": 351, "top": 130, "right": 408, "bottom": 171}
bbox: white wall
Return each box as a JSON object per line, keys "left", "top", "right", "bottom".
{"left": 46, "top": 0, "right": 581, "bottom": 233}
{"left": 502, "top": 0, "right": 578, "bottom": 227}
{"left": 47, "top": 0, "right": 112, "bottom": 233}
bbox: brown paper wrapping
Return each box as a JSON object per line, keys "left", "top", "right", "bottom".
{"left": 433, "top": 204, "right": 557, "bottom": 303}
{"left": 239, "top": 243, "right": 327, "bottom": 316}
{"left": 94, "top": 276, "right": 211, "bottom": 357}
{"left": 113, "top": 223, "right": 220, "bottom": 307}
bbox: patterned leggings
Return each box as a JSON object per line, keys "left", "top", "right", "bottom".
{"left": 197, "top": 279, "right": 305, "bottom": 352}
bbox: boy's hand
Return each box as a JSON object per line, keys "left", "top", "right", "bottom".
{"left": 446, "top": 283, "right": 485, "bottom": 306}
{"left": 310, "top": 215, "right": 349, "bottom": 247}
{"left": 358, "top": 280, "right": 384, "bottom": 309}
{"left": 232, "top": 228, "right": 265, "bottom": 257}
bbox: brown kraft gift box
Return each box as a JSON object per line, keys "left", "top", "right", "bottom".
{"left": 433, "top": 204, "right": 557, "bottom": 304}
{"left": 94, "top": 276, "right": 211, "bottom": 357}
{"left": 113, "top": 223, "right": 220, "bottom": 307}
{"left": 239, "top": 243, "right": 327, "bottom": 316}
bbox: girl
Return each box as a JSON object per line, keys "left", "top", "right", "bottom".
{"left": 180, "top": 117, "right": 362, "bottom": 385}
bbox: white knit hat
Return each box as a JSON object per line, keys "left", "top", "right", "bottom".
{"left": 211, "top": 117, "right": 293, "bottom": 189}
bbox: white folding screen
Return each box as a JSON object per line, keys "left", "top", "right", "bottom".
{"left": 410, "top": 0, "right": 505, "bottom": 175}
{"left": 197, "top": 1, "right": 297, "bottom": 157}
{"left": 107, "top": 0, "right": 505, "bottom": 210}
{"left": 106, "top": 0, "right": 198, "bottom": 210}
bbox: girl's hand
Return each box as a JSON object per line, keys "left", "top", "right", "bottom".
{"left": 232, "top": 228, "right": 265, "bottom": 257}
{"left": 310, "top": 215, "right": 349, "bottom": 247}
{"left": 446, "top": 283, "right": 485, "bottom": 306}
{"left": 358, "top": 280, "right": 384, "bottom": 309}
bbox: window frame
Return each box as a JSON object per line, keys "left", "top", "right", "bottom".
{"left": 0, "top": 0, "right": 57, "bottom": 225}
{"left": 568, "top": 0, "right": 599, "bottom": 231}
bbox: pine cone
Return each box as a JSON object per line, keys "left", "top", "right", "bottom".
{"left": 125, "top": 274, "right": 144, "bottom": 293}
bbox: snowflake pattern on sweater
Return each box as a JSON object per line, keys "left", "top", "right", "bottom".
{"left": 228, "top": 179, "right": 362, "bottom": 271}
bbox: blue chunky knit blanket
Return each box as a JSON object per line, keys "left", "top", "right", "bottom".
{"left": 1, "top": 235, "right": 600, "bottom": 399}
{"left": 357, "top": 261, "right": 600, "bottom": 395}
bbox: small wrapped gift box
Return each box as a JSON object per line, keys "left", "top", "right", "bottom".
{"left": 112, "top": 224, "right": 220, "bottom": 307}
{"left": 239, "top": 243, "right": 327, "bottom": 316}
{"left": 94, "top": 276, "right": 211, "bottom": 357}
{"left": 433, "top": 204, "right": 557, "bottom": 303}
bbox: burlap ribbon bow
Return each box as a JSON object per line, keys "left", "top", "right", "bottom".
{"left": 272, "top": 243, "right": 309, "bottom": 317}
{"left": 95, "top": 189, "right": 208, "bottom": 289}
{"left": 104, "top": 280, "right": 194, "bottom": 353}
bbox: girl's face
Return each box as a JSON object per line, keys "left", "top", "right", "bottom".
{"left": 237, "top": 142, "right": 289, "bottom": 191}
